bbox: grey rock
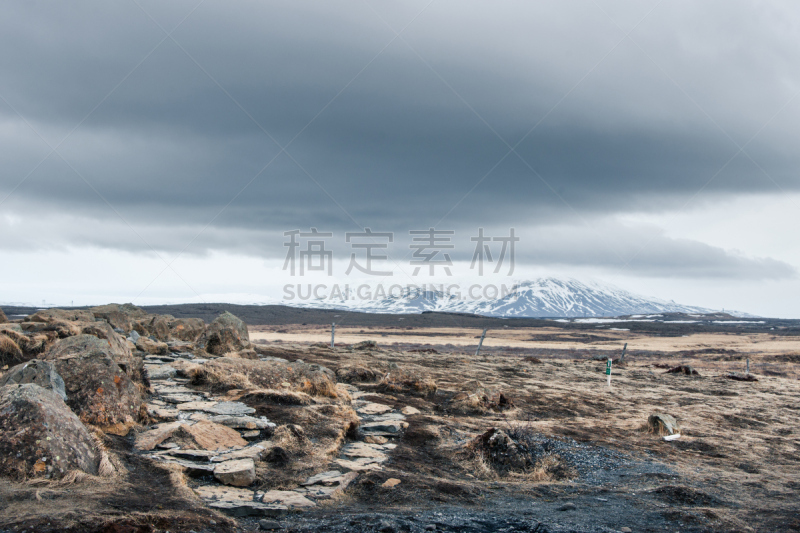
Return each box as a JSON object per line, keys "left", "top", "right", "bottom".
{"left": 559, "top": 502, "right": 576, "bottom": 511}
{"left": 259, "top": 519, "right": 283, "bottom": 530}
{"left": 206, "top": 401, "right": 256, "bottom": 416}
{"left": 0, "top": 384, "right": 100, "bottom": 478}
{"left": 0, "top": 360, "right": 67, "bottom": 400}
{"left": 146, "top": 364, "right": 177, "bottom": 380}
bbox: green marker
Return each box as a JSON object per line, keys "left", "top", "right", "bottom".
{"left": 606, "top": 358, "right": 612, "bottom": 387}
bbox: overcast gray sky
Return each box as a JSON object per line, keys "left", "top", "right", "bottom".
{"left": 1, "top": 1, "right": 799, "bottom": 316}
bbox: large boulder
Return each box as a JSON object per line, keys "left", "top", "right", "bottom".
{"left": 21, "top": 309, "right": 93, "bottom": 339}
{"left": 26, "top": 308, "right": 95, "bottom": 324}
{"left": 0, "top": 384, "right": 100, "bottom": 479}
{"left": 169, "top": 318, "right": 206, "bottom": 342}
{"left": 0, "top": 360, "right": 67, "bottom": 400}
{"left": 45, "top": 334, "right": 143, "bottom": 385}
{"left": 44, "top": 336, "right": 143, "bottom": 430}
{"left": 131, "top": 314, "right": 173, "bottom": 341}
{"left": 90, "top": 303, "right": 148, "bottom": 332}
{"left": 203, "top": 312, "right": 250, "bottom": 356}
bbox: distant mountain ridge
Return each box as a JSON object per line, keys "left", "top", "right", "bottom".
{"left": 289, "top": 277, "right": 752, "bottom": 318}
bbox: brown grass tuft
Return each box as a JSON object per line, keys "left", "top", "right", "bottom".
{"left": 0, "top": 334, "right": 24, "bottom": 366}
{"left": 336, "top": 364, "right": 384, "bottom": 383}
{"left": 378, "top": 367, "right": 437, "bottom": 396}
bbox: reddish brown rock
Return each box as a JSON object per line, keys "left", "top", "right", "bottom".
{"left": 133, "top": 314, "right": 173, "bottom": 341}
{"left": 0, "top": 383, "right": 99, "bottom": 479}
{"left": 168, "top": 318, "right": 206, "bottom": 342}
{"left": 45, "top": 335, "right": 143, "bottom": 429}
{"left": 26, "top": 309, "right": 95, "bottom": 324}
{"left": 203, "top": 312, "right": 251, "bottom": 356}
{"left": 46, "top": 334, "right": 143, "bottom": 385}
{"left": 89, "top": 303, "right": 148, "bottom": 332}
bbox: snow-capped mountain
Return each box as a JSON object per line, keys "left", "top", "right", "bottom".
{"left": 287, "top": 277, "right": 730, "bottom": 318}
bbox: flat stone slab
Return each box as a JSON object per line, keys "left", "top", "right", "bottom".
{"left": 357, "top": 403, "right": 393, "bottom": 415}
{"left": 152, "top": 384, "right": 196, "bottom": 394}
{"left": 211, "top": 442, "right": 268, "bottom": 463}
{"left": 360, "top": 421, "right": 404, "bottom": 435}
{"left": 191, "top": 414, "right": 274, "bottom": 430}
{"left": 205, "top": 401, "right": 257, "bottom": 416}
{"left": 207, "top": 500, "right": 288, "bottom": 518}
{"left": 299, "top": 472, "right": 358, "bottom": 500}
{"left": 302, "top": 470, "right": 344, "bottom": 486}
{"left": 168, "top": 449, "right": 217, "bottom": 460}
{"left": 162, "top": 393, "right": 206, "bottom": 404}
{"left": 259, "top": 490, "right": 316, "bottom": 510}
{"left": 153, "top": 456, "right": 215, "bottom": 476}
{"left": 335, "top": 457, "right": 385, "bottom": 472}
{"left": 177, "top": 401, "right": 219, "bottom": 412}
{"left": 177, "top": 401, "right": 256, "bottom": 416}
{"left": 341, "top": 442, "right": 387, "bottom": 459}
{"left": 368, "top": 413, "right": 406, "bottom": 422}
{"left": 214, "top": 458, "right": 256, "bottom": 487}
{"left": 146, "top": 404, "right": 180, "bottom": 420}
{"left": 195, "top": 485, "right": 256, "bottom": 502}
{"left": 185, "top": 420, "right": 248, "bottom": 450}
{"left": 400, "top": 406, "right": 420, "bottom": 415}
{"left": 146, "top": 365, "right": 177, "bottom": 380}
{"left": 135, "top": 421, "right": 183, "bottom": 450}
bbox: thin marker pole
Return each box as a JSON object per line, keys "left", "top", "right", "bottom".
{"left": 606, "top": 358, "right": 613, "bottom": 387}
{"left": 475, "top": 327, "right": 487, "bottom": 356}
{"left": 331, "top": 323, "right": 335, "bottom": 349}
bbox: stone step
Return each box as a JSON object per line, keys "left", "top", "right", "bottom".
{"left": 214, "top": 458, "right": 256, "bottom": 487}
{"left": 258, "top": 490, "right": 316, "bottom": 510}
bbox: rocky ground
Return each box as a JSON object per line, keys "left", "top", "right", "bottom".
{"left": 1, "top": 305, "right": 798, "bottom": 532}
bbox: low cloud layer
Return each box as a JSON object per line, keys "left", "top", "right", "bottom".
{"left": 1, "top": 1, "right": 798, "bottom": 282}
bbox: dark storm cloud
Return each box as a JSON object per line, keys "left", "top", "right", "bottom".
{"left": 1, "top": 0, "right": 798, "bottom": 278}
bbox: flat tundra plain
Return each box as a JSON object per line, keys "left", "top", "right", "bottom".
{"left": 247, "top": 323, "right": 800, "bottom": 532}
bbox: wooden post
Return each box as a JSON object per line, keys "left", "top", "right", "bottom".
{"left": 620, "top": 343, "right": 628, "bottom": 363}
{"left": 331, "top": 323, "right": 335, "bottom": 349}
{"left": 746, "top": 357, "right": 750, "bottom": 374}
{"left": 475, "top": 327, "right": 487, "bottom": 356}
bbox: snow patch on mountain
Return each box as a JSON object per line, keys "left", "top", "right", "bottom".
{"left": 286, "top": 277, "right": 749, "bottom": 318}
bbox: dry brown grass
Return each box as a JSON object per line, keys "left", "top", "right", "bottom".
{"left": 378, "top": 367, "right": 437, "bottom": 396}
{"left": 190, "top": 357, "right": 342, "bottom": 399}
{"left": 336, "top": 364, "right": 385, "bottom": 383}
{"left": 239, "top": 388, "right": 313, "bottom": 405}
{"left": 0, "top": 334, "right": 23, "bottom": 366}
